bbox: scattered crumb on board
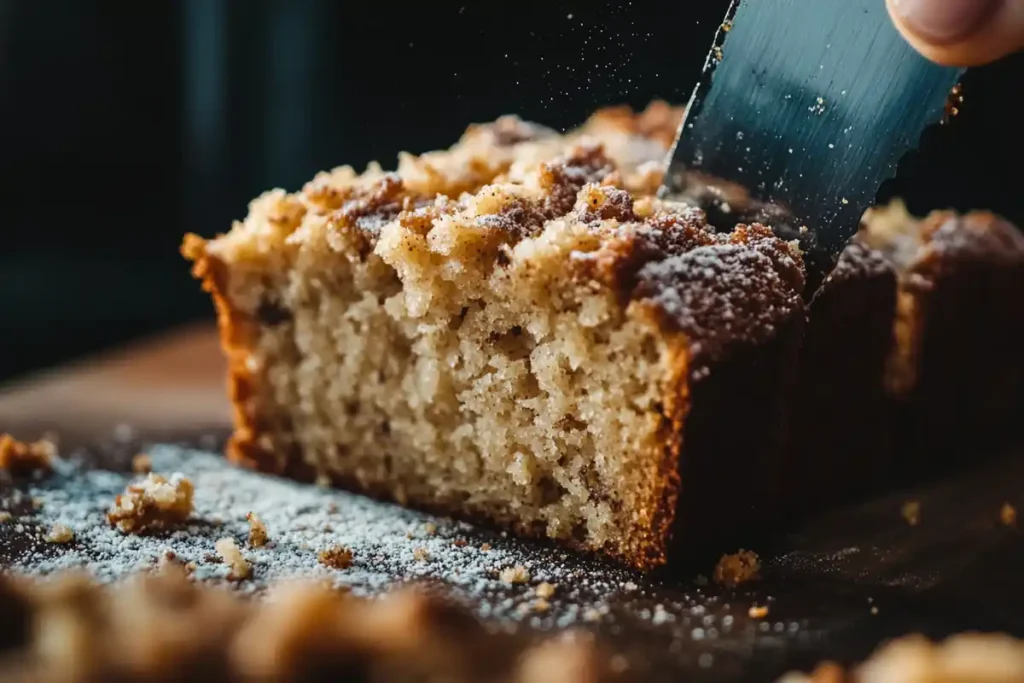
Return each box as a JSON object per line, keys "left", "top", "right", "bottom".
{"left": 713, "top": 550, "right": 760, "bottom": 588}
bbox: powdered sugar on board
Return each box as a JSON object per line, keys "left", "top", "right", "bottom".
{"left": 2, "top": 444, "right": 654, "bottom": 626}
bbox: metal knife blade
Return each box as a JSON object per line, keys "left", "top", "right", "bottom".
{"left": 661, "top": 0, "right": 964, "bottom": 282}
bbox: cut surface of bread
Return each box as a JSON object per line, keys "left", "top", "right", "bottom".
{"left": 183, "top": 103, "right": 807, "bottom": 570}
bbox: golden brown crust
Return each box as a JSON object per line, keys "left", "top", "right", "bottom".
{"left": 181, "top": 236, "right": 282, "bottom": 474}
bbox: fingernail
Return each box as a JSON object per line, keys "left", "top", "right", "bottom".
{"left": 891, "top": 0, "right": 1000, "bottom": 42}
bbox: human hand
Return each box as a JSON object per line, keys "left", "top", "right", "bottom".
{"left": 887, "top": 0, "right": 1024, "bottom": 66}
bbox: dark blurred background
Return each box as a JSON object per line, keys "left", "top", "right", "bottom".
{"left": 0, "top": 0, "right": 1021, "bottom": 384}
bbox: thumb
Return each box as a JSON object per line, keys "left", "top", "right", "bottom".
{"left": 887, "top": 0, "right": 1024, "bottom": 66}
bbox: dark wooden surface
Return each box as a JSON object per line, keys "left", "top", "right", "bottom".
{"left": 0, "top": 324, "right": 231, "bottom": 446}
{"left": 2, "top": 325, "right": 1023, "bottom": 681}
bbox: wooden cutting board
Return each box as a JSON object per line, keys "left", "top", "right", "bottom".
{"left": 2, "top": 324, "right": 1023, "bottom": 682}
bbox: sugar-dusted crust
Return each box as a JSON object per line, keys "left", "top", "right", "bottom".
{"left": 183, "top": 103, "right": 805, "bottom": 570}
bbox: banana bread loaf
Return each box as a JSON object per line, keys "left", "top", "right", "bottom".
{"left": 182, "top": 104, "right": 807, "bottom": 570}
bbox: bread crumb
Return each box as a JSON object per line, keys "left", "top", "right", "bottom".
{"left": 533, "top": 598, "right": 551, "bottom": 613}
{"left": 318, "top": 546, "right": 354, "bottom": 569}
{"left": 1001, "top": 502, "right": 1017, "bottom": 527}
{"left": 748, "top": 604, "right": 769, "bottom": 619}
{"left": 106, "top": 473, "right": 194, "bottom": 534}
{"left": 870, "top": 605, "right": 879, "bottom": 615}
{"left": 0, "top": 433, "right": 55, "bottom": 477}
{"left": 453, "top": 539, "right": 468, "bottom": 548}
{"left": 500, "top": 565, "right": 530, "bottom": 584}
{"left": 777, "top": 662, "right": 845, "bottom": 683}
{"left": 423, "top": 522, "right": 437, "bottom": 535}
{"left": 215, "top": 537, "right": 251, "bottom": 580}
{"left": 412, "top": 547, "right": 430, "bottom": 562}
{"left": 480, "top": 543, "right": 492, "bottom": 552}
{"left": 535, "top": 582, "right": 556, "bottom": 599}
{"left": 582, "top": 607, "right": 602, "bottom": 622}
{"left": 0, "top": 511, "right": 11, "bottom": 523}
{"left": 314, "top": 473, "right": 331, "bottom": 488}
{"left": 713, "top": 550, "right": 761, "bottom": 588}
{"left": 45, "top": 523, "right": 74, "bottom": 544}
{"left": 901, "top": 500, "right": 920, "bottom": 527}
{"left": 131, "top": 453, "right": 153, "bottom": 474}
{"left": 246, "top": 512, "right": 269, "bottom": 547}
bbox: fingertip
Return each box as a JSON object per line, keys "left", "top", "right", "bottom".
{"left": 888, "top": 0, "right": 1024, "bottom": 67}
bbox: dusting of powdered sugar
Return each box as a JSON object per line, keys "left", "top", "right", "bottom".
{"left": 3, "top": 445, "right": 648, "bottom": 627}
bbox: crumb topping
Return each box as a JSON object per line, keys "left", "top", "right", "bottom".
{"left": 106, "top": 473, "right": 194, "bottom": 534}
{"left": 634, "top": 231, "right": 803, "bottom": 367}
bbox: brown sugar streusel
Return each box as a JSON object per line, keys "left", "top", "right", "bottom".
{"left": 106, "top": 473, "right": 194, "bottom": 534}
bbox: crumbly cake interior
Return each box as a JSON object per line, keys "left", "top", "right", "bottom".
{"left": 185, "top": 103, "right": 805, "bottom": 568}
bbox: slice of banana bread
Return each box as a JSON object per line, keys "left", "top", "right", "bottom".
{"left": 183, "top": 104, "right": 806, "bottom": 570}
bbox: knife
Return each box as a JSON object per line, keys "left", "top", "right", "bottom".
{"left": 660, "top": 0, "right": 964, "bottom": 287}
